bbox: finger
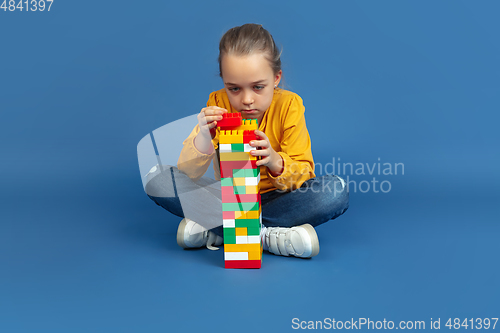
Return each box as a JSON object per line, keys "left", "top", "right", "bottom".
{"left": 250, "top": 139, "right": 268, "bottom": 148}
{"left": 203, "top": 115, "right": 223, "bottom": 123}
{"left": 202, "top": 107, "right": 226, "bottom": 117}
{"left": 254, "top": 129, "right": 267, "bottom": 139}
{"left": 257, "top": 156, "right": 269, "bottom": 167}
{"left": 208, "top": 107, "right": 228, "bottom": 115}
{"left": 251, "top": 149, "right": 268, "bottom": 157}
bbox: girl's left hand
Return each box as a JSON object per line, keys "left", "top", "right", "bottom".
{"left": 250, "top": 130, "right": 283, "bottom": 176}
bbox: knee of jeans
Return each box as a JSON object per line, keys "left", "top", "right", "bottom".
{"left": 336, "top": 175, "right": 349, "bottom": 205}
{"left": 144, "top": 170, "right": 176, "bottom": 198}
{"left": 323, "top": 175, "right": 349, "bottom": 208}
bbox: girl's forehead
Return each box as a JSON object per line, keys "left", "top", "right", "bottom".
{"left": 221, "top": 53, "right": 274, "bottom": 83}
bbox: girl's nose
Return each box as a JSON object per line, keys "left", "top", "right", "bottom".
{"left": 242, "top": 91, "right": 254, "bottom": 105}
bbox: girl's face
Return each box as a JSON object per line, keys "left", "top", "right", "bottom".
{"left": 221, "top": 52, "right": 281, "bottom": 123}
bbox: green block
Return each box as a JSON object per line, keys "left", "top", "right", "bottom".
{"left": 233, "top": 186, "right": 246, "bottom": 194}
{"left": 223, "top": 228, "right": 236, "bottom": 244}
{"left": 222, "top": 202, "right": 259, "bottom": 212}
{"left": 221, "top": 178, "right": 233, "bottom": 186}
{"left": 224, "top": 235, "right": 236, "bottom": 244}
{"left": 235, "top": 218, "right": 261, "bottom": 228}
{"left": 231, "top": 143, "right": 244, "bottom": 152}
{"left": 223, "top": 228, "right": 235, "bottom": 237}
{"left": 247, "top": 227, "right": 261, "bottom": 236}
{"left": 246, "top": 168, "right": 259, "bottom": 177}
{"left": 232, "top": 169, "right": 247, "bottom": 178}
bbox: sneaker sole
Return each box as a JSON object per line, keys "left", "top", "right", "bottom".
{"left": 176, "top": 218, "right": 189, "bottom": 249}
{"left": 300, "top": 223, "right": 320, "bottom": 258}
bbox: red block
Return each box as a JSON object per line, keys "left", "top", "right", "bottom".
{"left": 243, "top": 130, "right": 259, "bottom": 144}
{"left": 220, "top": 160, "right": 257, "bottom": 170}
{"left": 220, "top": 168, "right": 233, "bottom": 178}
{"left": 221, "top": 193, "right": 259, "bottom": 203}
{"left": 217, "top": 113, "right": 242, "bottom": 129}
{"left": 223, "top": 211, "right": 235, "bottom": 219}
{"left": 225, "top": 260, "right": 262, "bottom": 269}
{"left": 221, "top": 186, "right": 235, "bottom": 196}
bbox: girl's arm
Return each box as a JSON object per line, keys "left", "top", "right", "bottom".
{"left": 265, "top": 94, "right": 316, "bottom": 192}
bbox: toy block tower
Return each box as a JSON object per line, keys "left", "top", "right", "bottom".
{"left": 217, "top": 113, "right": 262, "bottom": 269}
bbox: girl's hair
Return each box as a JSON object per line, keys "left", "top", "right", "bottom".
{"left": 218, "top": 23, "right": 283, "bottom": 81}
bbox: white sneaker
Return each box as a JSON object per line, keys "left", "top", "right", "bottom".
{"left": 176, "top": 218, "right": 223, "bottom": 250}
{"left": 261, "top": 224, "right": 320, "bottom": 258}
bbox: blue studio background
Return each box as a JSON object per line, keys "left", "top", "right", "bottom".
{"left": 1, "top": 1, "right": 499, "bottom": 332}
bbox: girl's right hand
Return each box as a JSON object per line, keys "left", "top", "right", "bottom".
{"left": 197, "top": 106, "right": 228, "bottom": 139}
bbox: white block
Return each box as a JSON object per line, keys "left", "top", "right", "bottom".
{"left": 245, "top": 177, "right": 259, "bottom": 186}
{"left": 247, "top": 236, "right": 260, "bottom": 244}
{"left": 236, "top": 236, "right": 248, "bottom": 244}
{"left": 223, "top": 219, "right": 235, "bottom": 228}
{"left": 224, "top": 252, "right": 248, "bottom": 261}
{"left": 219, "top": 144, "right": 232, "bottom": 152}
{"left": 244, "top": 144, "right": 254, "bottom": 152}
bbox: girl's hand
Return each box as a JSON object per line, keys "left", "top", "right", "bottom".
{"left": 250, "top": 130, "right": 284, "bottom": 176}
{"left": 197, "top": 106, "right": 228, "bottom": 139}
{"left": 194, "top": 106, "right": 227, "bottom": 154}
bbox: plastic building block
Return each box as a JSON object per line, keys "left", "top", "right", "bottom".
{"left": 235, "top": 210, "right": 261, "bottom": 219}
{"left": 221, "top": 193, "right": 259, "bottom": 203}
{"left": 217, "top": 112, "right": 242, "bottom": 129}
{"left": 220, "top": 160, "right": 258, "bottom": 170}
{"left": 218, "top": 115, "right": 262, "bottom": 269}
{"left": 223, "top": 211, "right": 235, "bottom": 219}
{"left": 237, "top": 119, "right": 259, "bottom": 130}
{"left": 222, "top": 202, "right": 259, "bottom": 212}
{"left": 234, "top": 219, "right": 261, "bottom": 228}
{"left": 224, "top": 243, "right": 260, "bottom": 252}
{"left": 247, "top": 236, "right": 260, "bottom": 243}
{"left": 224, "top": 252, "right": 248, "bottom": 260}
{"left": 248, "top": 250, "right": 261, "bottom": 260}
{"left": 220, "top": 151, "right": 256, "bottom": 161}
{"left": 220, "top": 168, "right": 233, "bottom": 178}
{"left": 243, "top": 130, "right": 259, "bottom": 144}
{"left": 225, "top": 260, "right": 261, "bottom": 269}
{"left": 235, "top": 227, "right": 247, "bottom": 236}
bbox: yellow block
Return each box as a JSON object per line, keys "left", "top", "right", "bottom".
{"left": 248, "top": 250, "right": 261, "bottom": 260}
{"left": 235, "top": 209, "right": 261, "bottom": 219}
{"left": 232, "top": 177, "right": 245, "bottom": 186}
{"left": 238, "top": 119, "right": 259, "bottom": 130}
{"left": 220, "top": 152, "right": 255, "bottom": 161}
{"left": 235, "top": 227, "right": 247, "bottom": 236}
{"left": 245, "top": 185, "right": 259, "bottom": 194}
{"left": 219, "top": 130, "right": 244, "bottom": 144}
{"left": 219, "top": 134, "right": 232, "bottom": 144}
{"left": 224, "top": 243, "right": 261, "bottom": 252}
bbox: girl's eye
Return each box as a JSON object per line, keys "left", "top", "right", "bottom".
{"left": 229, "top": 87, "right": 240, "bottom": 92}
{"left": 254, "top": 85, "right": 264, "bottom": 90}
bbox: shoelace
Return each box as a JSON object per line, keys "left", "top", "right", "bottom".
{"left": 205, "top": 231, "right": 219, "bottom": 251}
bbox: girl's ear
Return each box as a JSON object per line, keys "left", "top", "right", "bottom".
{"left": 274, "top": 70, "right": 282, "bottom": 88}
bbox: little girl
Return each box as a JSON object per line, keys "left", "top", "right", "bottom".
{"left": 146, "top": 23, "right": 349, "bottom": 258}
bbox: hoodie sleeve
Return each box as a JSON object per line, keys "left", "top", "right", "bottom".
{"left": 265, "top": 94, "right": 316, "bottom": 191}
{"left": 176, "top": 92, "right": 221, "bottom": 181}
